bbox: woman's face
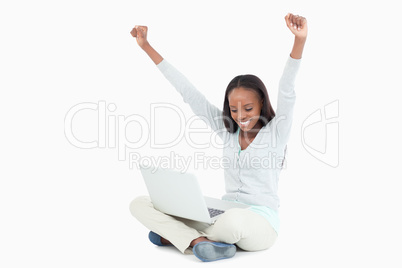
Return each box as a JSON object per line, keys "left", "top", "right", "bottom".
{"left": 228, "top": 87, "right": 263, "bottom": 133}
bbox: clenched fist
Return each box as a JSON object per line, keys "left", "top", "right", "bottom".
{"left": 285, "top": 13, "right": 308, "bottom": 39}
{"left": 130, "top": 25, "right": 149, "bottom": 49}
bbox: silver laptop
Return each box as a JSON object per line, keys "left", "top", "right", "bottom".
{"left": 140, "top": 165, "right": 249, "bottom": 224}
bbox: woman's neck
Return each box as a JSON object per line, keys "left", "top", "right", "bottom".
{"left": 239, "top": 121, "right": 263, "bottom": 140}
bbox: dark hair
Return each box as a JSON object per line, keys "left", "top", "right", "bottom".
{"left": 222, "top": 74, "right": 275, "bottom": 133}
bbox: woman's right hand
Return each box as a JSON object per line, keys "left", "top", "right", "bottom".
{"left": 130, "top": 25, "right": 163, "bottom": 65}
{"left": 130, "top": 25, "right": 150, "bottom": 49}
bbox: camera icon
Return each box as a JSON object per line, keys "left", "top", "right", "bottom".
{"left": 301, "top": 100, "right": 339, "bottom": 167}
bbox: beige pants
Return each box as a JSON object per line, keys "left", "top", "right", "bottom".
{"left": 129, "top": 196, "right": 278, "bottom": 254}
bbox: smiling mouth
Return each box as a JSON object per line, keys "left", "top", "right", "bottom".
{"left": 239, "top": 119, "right": 251, "bottom": 126}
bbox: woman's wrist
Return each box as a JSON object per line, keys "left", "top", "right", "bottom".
{"left": 295, "top": 36, "right": 307, "bottom": 43}
{"left": 141, "top": 42, "right": 152, "bottom": 52}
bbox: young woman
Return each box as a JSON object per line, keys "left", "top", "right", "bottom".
{"left": 129, "top": 13, "right": 307, "bottom": 262}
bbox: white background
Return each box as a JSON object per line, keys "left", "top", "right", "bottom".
{"left": 1, "top": 0, "right": 401, "bottom": 267}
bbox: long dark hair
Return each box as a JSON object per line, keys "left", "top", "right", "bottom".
{"left": 222, "top": 74, "right": 275, "bottom": 133}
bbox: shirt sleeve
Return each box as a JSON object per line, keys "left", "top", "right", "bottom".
{"left": 157, "top": 59, "right": 226, "bottom": 139}
{"left": 274, "top": 56, "right": 301, "bottom": 144}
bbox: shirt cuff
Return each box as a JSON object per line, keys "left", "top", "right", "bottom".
{"left": 285, "top": 55, "right": 301, "bottom": 74}
{"left": 156, "top": 59, "right": 169, "bottom": 73}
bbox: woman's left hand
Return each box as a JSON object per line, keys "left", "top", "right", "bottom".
{"left": 285, "top": 13, "right": 308, "bottom": 39}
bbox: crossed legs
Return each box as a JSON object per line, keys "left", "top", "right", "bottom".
{"left": 129, "top": 196, "right": 277, "bottom": 254}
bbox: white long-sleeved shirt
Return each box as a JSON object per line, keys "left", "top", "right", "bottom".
{"left": 157, "top": 56, "right": 301, "bottom": 232}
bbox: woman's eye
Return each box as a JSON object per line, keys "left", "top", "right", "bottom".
{"left": 245, "top": 108, "right": 253, "bottom": 112}
{"left": 231, "top": 110, "right": 237, "bottom": 113}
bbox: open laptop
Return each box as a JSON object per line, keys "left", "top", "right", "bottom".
{"left": 140, "top": 165, "right": 249, "bottom": 224}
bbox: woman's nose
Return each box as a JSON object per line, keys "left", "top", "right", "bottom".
{"left": 237, "top": 112, "right": 246, "bottom": 121}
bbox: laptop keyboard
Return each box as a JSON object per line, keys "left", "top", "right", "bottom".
{"left": 208, "top": 208, "right": 225, "bottom": 218}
